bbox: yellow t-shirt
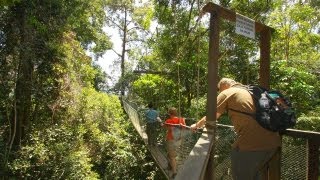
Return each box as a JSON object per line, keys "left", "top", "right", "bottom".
{"left": 217, "top": 86, "right": 281, "bottom": 151}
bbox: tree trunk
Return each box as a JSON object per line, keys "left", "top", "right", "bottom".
{"left": 120, "top": 8, "right": 128, "bottom": 96}
{"left": 11, "top": 2, "right": 33, "bottom": 149}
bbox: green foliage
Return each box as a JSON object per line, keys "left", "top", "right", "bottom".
{"left": 66, "top": 0, "right": 112, "bottom": 54}
{"left": 230, "top": 0, "right": 272, "bottom": 21}
{"left": 295, "top": 107, "right": 320, "bottom": 131}
{"left": 141, "top": 0, "right": 209, "bottom": 115}
{"left": 296, "top": 116, "right": 320, "bottom": 132}
{"left": 132, "top": 3, "right": 154, "bottom": 29}
{"left": 268, "top": 2, "right": 320, "bottom": 70}
{"left": 6, "top": 87, "right": 157, "bottom": 179}
{"left": 1, "top": 0, "right": 320, "bottom": 179}
{"left": 0, "top": 0, "right": 20, "bottom": 7}
{"left": 92, "top": 63, "right": 109, "bottom": 92}
{"left": 105, "top": 0, "right": 153, "bottom": 95}
{"left": 270, "top": 60, "right": 319, "bottom": 114}
{"left": 0, "top": 1, "right": 153, "bottom": 178}
{"left": 73, "top": 88, "right": 131, "bottom": 179}
{"left": 9, "top": 125, "right": 100, "bottom": 179}
{"left": 265, "top": 2, "right": 320, "bottom": 117}
{"left": 188, "top": 95, "right": 207, "bottom": 119}
{"left": 131, "top": 74, "right": 178, "bottom": 112}
{"left": 144, "top": 0, "right": 320, "bottom": 131}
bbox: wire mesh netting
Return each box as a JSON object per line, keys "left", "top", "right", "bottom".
{"left": 123, "top": 99, "right": 316, "bottom": 179}
{"left": 123, "top": 99, "right": 202, "bottom": 173}
{"left": 214, "top": 125, "right": 235, "bottom": 180}
{"left": 207, "top": 126, "right": 310, "bottom": 180}
{"left": 281, "top": 136, "right": 307, "bottom": 180}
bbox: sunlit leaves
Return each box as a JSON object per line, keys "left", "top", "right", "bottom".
{"left": 0, "top": 0, "right": 20, "bottom": 7}
{"left": 270, "top": 60, "right": 319, "bottom": 114}
{"left": 133, "top": 5, "right": 154, "bottom": 29}
{"left": 296, "top": 115, "right": 320, "bottom": 132}
{"left": 132, "top": 74, "right": 178, "bottom": 110}
{"left": 268, "top": 2, "right": 320, "bottom": 64}
{"left": 266, "top": 2, "right": 320, "bottom": 117}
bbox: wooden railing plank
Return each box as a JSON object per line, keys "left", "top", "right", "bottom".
{"left": 175, "top": 129, "right": 215, "bottom": 180}
{"left": 281, "top": 129, "right": 320, "bottom": 144}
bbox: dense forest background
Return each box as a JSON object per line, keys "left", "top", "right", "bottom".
{"left": 0, "top": 0, "right": 319, "bottom": 179}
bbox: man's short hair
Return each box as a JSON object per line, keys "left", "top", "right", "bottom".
{"left": 218, "top": 78, "right": 236, "bottom": 89}
{"left": 148, "top": 103, "right": 153, "bottom": 109}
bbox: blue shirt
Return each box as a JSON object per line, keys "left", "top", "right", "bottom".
{"left": 145, "top": 109, "right": 159, "bottom": 123}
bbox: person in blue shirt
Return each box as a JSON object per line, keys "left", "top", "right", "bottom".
{"left": 145, "top": 102, "right": 162, "bottom": 146}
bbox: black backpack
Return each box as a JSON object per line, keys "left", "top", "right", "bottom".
{"left": 230, "top": 85, "right": 296, "bottom": 132}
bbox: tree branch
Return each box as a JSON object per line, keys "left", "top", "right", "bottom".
{"left": 112, "top": 49, "right": 122, "bottom": 57}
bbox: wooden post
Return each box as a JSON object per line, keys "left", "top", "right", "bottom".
{"left": 204, "top": 7, "right": 220, "bottom": 180}
{"left": 175, "top": 3, "right": 276, "bottom": 180}
{"left": 307, "top": 138, "right": 319, "bottom": 180}
{"left": 259, "top": 28, "right": 271, "bottom": 89}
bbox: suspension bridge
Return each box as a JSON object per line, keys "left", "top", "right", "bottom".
{"left": 122, "top": 98, "right": 320, "bottom": 180}
{"left": 123, "top": 2, "right": 320, "bottom": 180}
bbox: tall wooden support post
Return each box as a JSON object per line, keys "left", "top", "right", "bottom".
{"left": 205, "top": 8, "right": 220, "bottom": 180}
{"left": 259, "top": 29, "right": 271, "bottom": 89}
{"left": 260, "top": 28, "right": 281, "bottom": 180}
{"left": 176, "top": 3, "right": 276, "bottom": 180}
{"left": 307, "top": 139, "right": 319, "bottom": 180}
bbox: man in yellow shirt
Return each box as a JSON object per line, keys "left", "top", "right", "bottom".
{"left": 191, "top": 78, "right": 281, "bottom": 180}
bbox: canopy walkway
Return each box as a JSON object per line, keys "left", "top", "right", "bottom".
{"left": 122, "top": 2, "right": 320, "bottom": 179}
{"left": 123, "top": 98, "right": 320, "bottom": 180}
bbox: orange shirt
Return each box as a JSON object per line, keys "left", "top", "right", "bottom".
{"left": 164, "top": 117, "right": 186, "bottom": 141}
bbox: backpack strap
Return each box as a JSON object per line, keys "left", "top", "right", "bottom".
{"left": 228, "top": 108, "right": 255, "bottom": 119}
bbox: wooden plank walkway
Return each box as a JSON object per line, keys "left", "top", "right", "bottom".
{"left": 122, "top": 99, "right": 176, "bottom": 179}
{"left": 141, "top": 131, "right": 172, "bottom": 179}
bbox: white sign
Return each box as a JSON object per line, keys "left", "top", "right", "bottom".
{"left": 235, "top": 14, "right": 255, "bottom": 39}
